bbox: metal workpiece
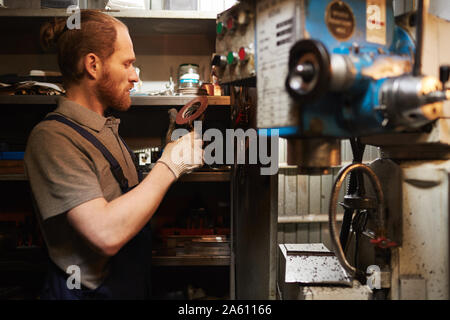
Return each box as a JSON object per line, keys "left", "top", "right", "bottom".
{"left": 286, "top": 138, "right": 341, "bottom": 175}
{"left": 277, "top": 243, "right": 374, "bottom": 300}
{"left": 175, "top": 96, "right": 208, "bottom": 126}
{"left": 379, "top": 75, "right": 444, "bottom": 130}
{"left": 279, "top": 244, "right": 352, "bottom": 285}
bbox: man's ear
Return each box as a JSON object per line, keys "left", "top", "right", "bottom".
{"left": 83, "top": 53, "right": 102, "bottom": 80}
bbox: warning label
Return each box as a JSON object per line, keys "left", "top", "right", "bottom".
{"left": 366, "top": 0, "right": 387, "bottom": 45}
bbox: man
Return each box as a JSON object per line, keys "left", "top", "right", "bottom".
{"left": 24, "top": 10, "right": 203, "bottom": 299}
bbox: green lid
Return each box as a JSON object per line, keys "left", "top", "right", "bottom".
{"left": 216, "top": 22, "right": 224, "bottom": 35}
{"left": 227, "top": 51, "right": 236, "bottom": 65}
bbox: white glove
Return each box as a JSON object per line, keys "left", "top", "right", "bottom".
{"left": 157, "top": 131, "right": 203, "bottom": 179}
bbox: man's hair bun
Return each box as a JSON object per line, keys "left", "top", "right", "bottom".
{"left": 40, "top": 18, "right": 67, "bottom": 52}
{"left": 38, "top": 10, "right": 126, "bottom": 87}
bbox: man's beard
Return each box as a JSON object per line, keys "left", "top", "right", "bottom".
{"left": 96, "top": 68, "right": 131, "bottom": 112}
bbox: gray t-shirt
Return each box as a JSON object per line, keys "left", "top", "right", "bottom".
{"left": 24, "top": 97, "right": 139, "bottom": 289}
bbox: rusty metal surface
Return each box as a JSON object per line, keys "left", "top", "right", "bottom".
{"left": 300, "top": 280, "right": 372, "bottom": 300}
{"left": 394, "top": 160, "right": 450, "bottom": 300}
{"left": 280, "top": 243, "right": 352, "bottom": 286}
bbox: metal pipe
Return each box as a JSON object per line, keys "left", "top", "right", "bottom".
{"left": 413, "top": 0, "right": 428, "bottom": 76}
{"left": 328, "top": 163, "right": 385, "bottom": 282}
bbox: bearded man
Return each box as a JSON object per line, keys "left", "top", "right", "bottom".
{"left": 24, "top": 10, "right": 203, "bottom": 300}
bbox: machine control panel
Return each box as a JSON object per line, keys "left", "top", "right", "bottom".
{"left": 214, "top": 2, "right": 256, "bottom": 85}
{"left": 255, "top": 0, "right": 302, "bottom": 129}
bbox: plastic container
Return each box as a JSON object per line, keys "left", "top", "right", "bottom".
{"left": 178, "top": 64, "right": 200, "bottom": 89}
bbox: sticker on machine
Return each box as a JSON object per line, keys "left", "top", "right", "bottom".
{"left": 366, "top": 0, "right": 386, "bottom": 45}
{"left": 325, "top": 1, "right": 356, "bottom": 42}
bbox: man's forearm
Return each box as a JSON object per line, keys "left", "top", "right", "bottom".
{"left": 105, "top": 162, "right": 176, "bottom": 244}
{"left": 67, "top": 162, "right": 176, "bottom": 256}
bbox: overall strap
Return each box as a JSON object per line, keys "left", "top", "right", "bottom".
{"left": 118, "top": 136, "right": 143, "bottom": 182}
{"left": 43, "top": 114, "right": 130, "bottom": 193}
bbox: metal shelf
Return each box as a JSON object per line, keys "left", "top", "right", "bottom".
{"left": 178, "top": 170, "right": 231, "bottom": 182}
{"left": 131, "top": 95, "right": 230, "bottom": 106}
{"left": 152, "top": 255, "right": 230, "bottom": 266}
{"left": 142, "top": 170, "right": 231, "bottom": 182}
{"left": 0, "top": 95, "right": 231, "bottom": 106}
{"left": 0, "top": 95, "right": 59, "bottom": 105}
{"left": 0, "top": 174, "right": 27, "bottom": 181}
{"left": 0, "top": 8, "right": 217, "bottom": 19}
{"left": 0, "top": 9, "right": 218, "bottom": 35}
{"left": 0, "top": 170, "right": 231, "bottom": 182}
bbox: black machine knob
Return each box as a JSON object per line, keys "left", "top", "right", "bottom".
{"left": 211, "top": 54, "right": 228, "bottom": 69}
{"left": 439, "top": 65, "right": 450, "bottom": 87}
{"left": 293, "top": 63, "right": 315, "bottom": 82}
{"left": 285, "top": 39, "right": 331, "bottom": 102}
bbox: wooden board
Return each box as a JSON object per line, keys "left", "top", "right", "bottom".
{"left": 0, "top": 160, "right": 24, "bottom": 174}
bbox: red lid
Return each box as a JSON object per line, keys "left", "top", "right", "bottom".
{"left": 227, "top": 17, "right": 234, "bottom": 30}
{"left": 238, "top": 47, "right": 246, "bottom": 61}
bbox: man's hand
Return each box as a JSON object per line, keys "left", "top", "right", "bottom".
{"left": 157, "top": 131, "right": 204, "bottom": 179}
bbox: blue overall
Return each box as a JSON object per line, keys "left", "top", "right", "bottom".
{"left": 39, "top": 114, "right": 152, "bottom": 300}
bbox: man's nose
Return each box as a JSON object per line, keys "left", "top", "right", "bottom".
{"left": 130, "top": 67, "right": 139, "bottom": 82}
